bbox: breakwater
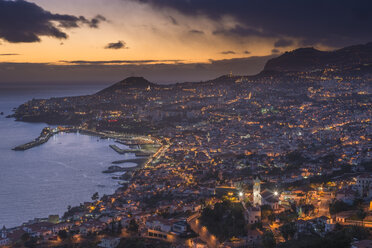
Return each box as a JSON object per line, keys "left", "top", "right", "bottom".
{"left": 13, "top": 127, "right": 56, "bottom": 151}
{"left": 109, "top": 144, "right": 153, "bottom": 156}
{"left": 111, "top": 157, "right": 148, "bottom": 165}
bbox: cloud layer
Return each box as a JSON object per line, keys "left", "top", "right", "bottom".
{"left": 60, "top": 59, "right": 183, "bottom": 65}
{"left": 274, "top": 39, "right": 294, "bottom": 48}
{"left": 0, "top": 53, "right": 19, "bottom": 56}
{"left": 0, "top": 55, "right": 276, "bottom": 83}
{"left": 104, "top": 40, "right": 128, "bottom": 49}
{"left": 220, "top": 51, "right": 236, "bottom": 55}
{"left": 0, "top": 0, "right": 106, "bottom": 43}
{"left": 135, "top": 0, "right": 372, "bottom": 47}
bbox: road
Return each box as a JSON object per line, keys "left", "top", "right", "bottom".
{"left": 187, "top": 214, "right": 220, "bottom": 248}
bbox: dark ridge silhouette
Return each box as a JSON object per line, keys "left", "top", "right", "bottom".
{"left": 264, "top": 42, "right": 372, "bottom": 72}
{"left": 94, "top": 42, "right": 372, "bottom": 93}
{"left": 96, "top": 76, "right": 156, "bottom": 95}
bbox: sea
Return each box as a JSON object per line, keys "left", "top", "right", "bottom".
{"left": 0, "top": 82, "right": 135, "bottom": 228}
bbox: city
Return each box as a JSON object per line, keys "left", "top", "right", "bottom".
{"left": 1, "top": 42, "right": 371, "bottom": 247}
{"left": 1, "top": 0, "right": 372, "bottom": 247}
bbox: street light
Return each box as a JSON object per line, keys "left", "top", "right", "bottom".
{"left": 274, "top": 191, "right": 278, "bottom": 196}
{"left": 239, "top": 192, "right": 243, "bottom": 197}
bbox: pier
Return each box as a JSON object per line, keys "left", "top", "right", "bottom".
{"left": 111, "top": 158, "right": 148, "bottom": 165}
{"left": 13, "top": 126, "right": 159, "bottom": 157}
{"left": 103, "top": 158, "right": 149, "bottom": 173}
{"left": 109, "top": 144, "right": 153, "bottom": 156}
{"left": 13, "top": 127, "right": 56, "bottom": 151}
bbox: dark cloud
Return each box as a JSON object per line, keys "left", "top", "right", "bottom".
{"left": 168, "top": 15, "right": 178, "bottom": 25}
{"left": 213, "top": 25, "right": 272, "bottom": 38}
{"left": 57, "top": 15, "right": 106, "bottom": 29}
{"left": 274, "top": 39, "right": 294, "bottom": 47}
{"left": 271, "top": 48, "right": 280, "bottom": 54}
{"left": 0, "top": 55, "right": 276, "bottom": 83}
{"left": 104, "top": 41, "right": 128, "bottom": 49}
{"left": 244, "top": 50, "right": 251, "bottom": 54}
{"left": 87, "top": 15, "right": 107, "bottom": 28}
{"left": 0, "top": 0, "right": 106, "bottom": 43}
{"left": 0, "top": 53, "right": 19, "bottom": 56}
{"left": 134, "top": 0, "right": 372, "bottom": 47}
{"left": 189, "top": 29, "right": 204, "bottom": 35}
{"left": 220, "top": 50, "right": 236, "bottom": 55}
{"left": 60, "top": 59, "right": 183, "bottom": 65}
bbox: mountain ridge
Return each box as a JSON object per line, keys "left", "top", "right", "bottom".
{"left": 264, "top": 42, "right": 372, "bottom": 72}
{"left": 96, "top": 76, "right": 156, "bottom": 95}
{"left": 97, "top": 41, "right": 372, "bottom": 93}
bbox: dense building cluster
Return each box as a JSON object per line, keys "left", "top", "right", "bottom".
{"left": 2, "top": 66, "right": 372, "bottom": 247}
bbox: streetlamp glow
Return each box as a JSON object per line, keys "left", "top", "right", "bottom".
{"left": 239, "top": 192, "right": 243, "bottom": 197}
{"left": 274, "top": 191, "right": 278, "bottom": 196}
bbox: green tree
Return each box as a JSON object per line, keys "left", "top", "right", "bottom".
{"left": 117, "top": 221, "right": 123, "bottom": 234}
{"left": 280, "top": 222, "right": 296, "bottom": 240}
{"left": 91, "top": 192, "right": 99, "bottom": 201}
{"left": 346, "top": 225, "right": 369, "bottom": 240}
{"left": 118, "top": 238, "right": 144, "bottom": 248}
{"left": 23, "top": 236, "right": 38, "bottom": 248}
{"left": 58, "top": 230, "right": 68, "bottom": 240}
{"left": 277, "top": 210, "right": 298, "bottom": 223}
{"left": 329, "top": 200, "right": 351, "bottom": 215}
{"left": 111, "top": 220, "right": 116, "bottom": 233}
{"left": 301, "top": 204, "right": 315, "bottom": 215}
{"left": 21, "top": 233, "right": 30, "bottom": 242}
{"left": 356, "top": 209, "right": 366, "bottom": 220}
{"left": 200, "top": 201, "right": 247, "bottom": 241}
{"left": 128, "top": 219, "right": 139, "bottom": 233}
{"left": 261, "top": 205, "right": 273, "bottom": 219}
{"left": 262, "top": 230, "right": 276, "bottom": 248}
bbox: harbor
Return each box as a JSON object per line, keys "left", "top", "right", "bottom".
{"left": 11, "top": 125, "right": 164, "bottom": 176}
{"left": 109, "top": 144, "right": 153, "bottom": 156}
{"left": 111, "top": 157, "right": 148, "bottom": 165}
{"left": 13, "top": 126, "right": 157, "bottom": 153}
{"left": 12, "top": 127, "right": 57, "bottom": 151}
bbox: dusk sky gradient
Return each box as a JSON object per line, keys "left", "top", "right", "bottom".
{"left": 1, "top": 0, "right": 372, "bottom": 83}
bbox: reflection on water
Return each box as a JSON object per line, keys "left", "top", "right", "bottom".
{"left": 0, "top": 82, "right": 132, "bottom": 228}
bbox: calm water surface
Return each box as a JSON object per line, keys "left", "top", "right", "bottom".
{"left": 0, "top": 83, "right": 133, "bottom": 228}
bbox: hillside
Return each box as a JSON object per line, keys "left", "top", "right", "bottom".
{"left": 96, "top": 76, "right": 156, "bottom": 95}
{"left": 264, "top": 42, "right": 372, "bottom": 72}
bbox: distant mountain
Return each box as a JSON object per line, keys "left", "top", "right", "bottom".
{"left": 96, "top": 77, "right": 156, "bottom": 95}
{"left": 263, "top": 42, "right": 372, "bottom": 72}
{"left": 95, "top": 43, "right": 372, "bottom": 93}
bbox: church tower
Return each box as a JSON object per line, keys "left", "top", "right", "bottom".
{"left": 1, "top": 226, "right": 7, "bottom": 239}
{"left": 253, "top": 177, "right": 261, "bottom": 206}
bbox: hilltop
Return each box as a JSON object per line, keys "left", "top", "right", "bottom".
{"left": 97, "top": 42, "right": 372, "bottom": 92}
{"left": 96, "top": 77, "right": 156, "bottom": 95}
{"left": 264, "top": 42, "right": 372, "bottom": 72}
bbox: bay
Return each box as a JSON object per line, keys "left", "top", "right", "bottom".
{"left": 0, "top": 82, "right": 132, "bottom": 228}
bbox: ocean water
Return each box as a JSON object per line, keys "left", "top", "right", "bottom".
{"left": 0, "top": 82, "right": 134, "bottom": 228}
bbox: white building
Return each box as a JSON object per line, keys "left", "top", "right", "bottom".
{"left": 0, "top": 227, "right": 9, "bottom": 247}
{"left": 355, "top": 174, "right": 372, "bottom": 198}
{"left": 98, "top": 237, "right": 120, "bottom": 248}
{"left": 253, "top": 177, "right": 280, "bottom": 210}
{"left": 253, "top": 177, "right": 262, "bottom": 206}
{"left": 247, "top": 206, "right": 261, "bottom": 224}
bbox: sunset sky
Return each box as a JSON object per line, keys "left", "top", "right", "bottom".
{"left": 1, "top": 0, "right": 372, "bottom": 83}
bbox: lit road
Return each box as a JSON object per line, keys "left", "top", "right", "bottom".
{"left": 187, "top": 214, "right": 220, "bottom": 248}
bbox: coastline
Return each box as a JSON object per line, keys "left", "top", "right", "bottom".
{"left": 13, "top": 125, "right": 162, "bottom": 169}
{"left": 8, "top": 124, "right": 165, "bottom": 227}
